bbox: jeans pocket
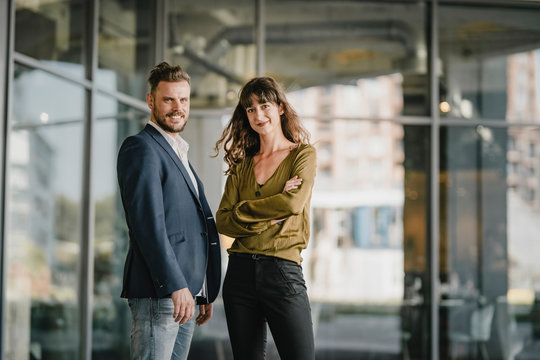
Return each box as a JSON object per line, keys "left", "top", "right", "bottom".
{"left": 127, "top": 298, "right": 136, "bottom": 309}
{"left": 155, "top": 298, "right": 174, "bottom": 321}
{"left": 277, "top": 261, "right": 307, "bottom": 295}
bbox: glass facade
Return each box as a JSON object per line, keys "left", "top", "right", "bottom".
{"left": 6, "top": 64, "right": 85, "bottom": 359}
{"left": 90, "top": 96, "right": 146, "bottom": 359}
{"left": 15, "top": 0, "right": 88, "bottom": 79}
{"left": 1, "top": 1, "right": 540, "bottom": 359}
{"left": 97, "top": 0, "right": 156, "bottom": 99}
{"left": 439, "top": 5, "right": 540, "bottom": 123}
{"left": 165, "top": 0, "right": 255, "bottom": 109}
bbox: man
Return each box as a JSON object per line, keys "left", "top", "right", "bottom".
{"left": 117, "top": 61, "right": 221, "bottom": 360}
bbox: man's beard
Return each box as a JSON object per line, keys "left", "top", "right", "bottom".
{"left": 154, "top": 108, "right": 187, "bottom": 133}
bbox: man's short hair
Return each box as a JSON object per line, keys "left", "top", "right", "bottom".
{"left": 147, "top": 61, "right": 190, "bottom": 95}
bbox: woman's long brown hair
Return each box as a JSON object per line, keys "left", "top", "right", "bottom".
{"left": 214, "top": 77, "right": 310, "bottom": 174}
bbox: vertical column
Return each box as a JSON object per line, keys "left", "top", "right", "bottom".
{"left": 80, "top": 0, "right": 99, "bottom": 359}
{"left": 429, "top": 1, "right": 440, "bottom": 359}
{"left": 0, "top": 0, "right": 12, "bottom": 357}
{"left": 255, "top": 0, "right": 265, "bottom": 76}
{"left": 155, "top": 0, "right": 167, "bottom": 63}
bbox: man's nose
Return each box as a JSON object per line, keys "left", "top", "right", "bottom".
{"left": 172, "top": 99, "right": 183, "bottom": 109}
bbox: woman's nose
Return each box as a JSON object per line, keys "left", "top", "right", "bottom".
{"left": 254, "top": 108, "right": 264, "bottom": 119}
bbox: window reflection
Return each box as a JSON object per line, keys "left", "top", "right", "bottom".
{"left": 97, "top": 0, "right": 155, "bottom": 99}
{"left": 440, "top": 126, "right": 540, "bottom": 359}
{"left": 287, "top": 82, "right": 429, "bottom": 359}
{"left": 165, "top": 0, "right": 255, "bottom": 109}
{"left": 439, "top": 5, "right": 540, "bottom": 122}
{"left": 5, "top": 65, "right": 84, "bottom": 360}
{"left": 265, "top": 1, "right": 427, "bottom": 117}
{"left": 15, "top": 0, "right": 86, "bottom": 78}
{"left": 504, "top": 127, "right": 540, "bottom": 360}
{"left": 91, "top": 96, "right": 146, "bottom": 359}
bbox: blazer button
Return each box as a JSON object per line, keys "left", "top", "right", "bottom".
{"left": 201, "top": 232, "right": 207, "bottom": 237}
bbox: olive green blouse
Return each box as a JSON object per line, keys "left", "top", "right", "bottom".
{"left": 216, "top": 144, "right": 317, "bottom": 264}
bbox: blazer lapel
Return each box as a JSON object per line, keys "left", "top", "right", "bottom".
{"left": 144, "top": 125, "right": 202, "bottom": 206}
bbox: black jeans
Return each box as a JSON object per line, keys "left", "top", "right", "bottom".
{"left": 223, "top": 253, "right": 315, "bottom": 360}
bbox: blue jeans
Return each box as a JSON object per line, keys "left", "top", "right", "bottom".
{"left": 128, "top": 298, "right": 195, "bottom": 360}
{"left": 223, "top": 253, "right": 315, "bottom": 360}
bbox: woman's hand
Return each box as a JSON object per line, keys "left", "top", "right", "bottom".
{"left": 283, "top": 175, "right": 302, "bottom": 192}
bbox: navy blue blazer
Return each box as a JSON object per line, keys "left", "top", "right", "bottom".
{"left": 117, "top": 124, "right": 221, "bottom": 302}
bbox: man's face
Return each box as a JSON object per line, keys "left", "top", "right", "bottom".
{"left": 147, "top": 80, "right": 190, "bottom": 135}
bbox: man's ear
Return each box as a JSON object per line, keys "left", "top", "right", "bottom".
{"left": 146, "top": 93, "right": 154, "bottom": 110}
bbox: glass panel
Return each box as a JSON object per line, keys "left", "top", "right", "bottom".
{"left": 291, "top": 88, "right": 430, "bottom": 358}
{"left": 165, "top": 0, "right": 255, "bottom": 109}
{"left": 97, "top": 0, "right": 155, "bottom": 99}
{"left": 439, "top": 5, "right": 540, "bottom": 123}
{"left": 15, "top": 0, "right": 87, "bottom": 78}
{"left": 91, "top": 95, "right": 146, "bottom": 359}
{"left": 5, "top": 64, "right": 84, "bottom": 359}
{"left": 439, "top": 125, "right": 540, "bottom": 359}
{"left": 266, "top": 0, "right": 429, "bottom": 117}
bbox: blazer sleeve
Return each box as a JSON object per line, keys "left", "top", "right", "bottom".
{"left": 216, "top": 145, "right": 316, "bottom": 237}
{"left": 117, "top": 136, "right": 187, "bottom": 296}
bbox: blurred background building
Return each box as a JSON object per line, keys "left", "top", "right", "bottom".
{"left": 1, "top": 0, "right": 540, "bottom": 359}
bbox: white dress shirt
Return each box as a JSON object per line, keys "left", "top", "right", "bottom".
{"left": 148, "top": 121, "right": 199, "bottom": 196}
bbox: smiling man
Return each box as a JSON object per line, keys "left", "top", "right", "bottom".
{"left": 116, "top": 62, "right": 221, "bottom": 360}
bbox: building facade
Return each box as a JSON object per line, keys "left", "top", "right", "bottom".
{"left": 1, "top": 0, "right": 540, "bottom": 359}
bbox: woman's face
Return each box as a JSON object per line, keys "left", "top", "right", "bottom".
{"left": 245, "top": 94, "right": 284, "bottom": 137}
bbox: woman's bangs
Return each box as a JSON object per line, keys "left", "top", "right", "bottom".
{"left": 240, "top": 88, "right": 278, "bottom": 108}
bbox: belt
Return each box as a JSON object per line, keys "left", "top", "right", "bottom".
{"left": 229, "top": 252, "right": 277, "bottom": 261}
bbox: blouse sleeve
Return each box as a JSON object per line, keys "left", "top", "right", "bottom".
{"left": 216, "top": 166, "right": 272, "bottom": 237}
{"left": 231, "top": 146, "right": 316, "bottom": 227}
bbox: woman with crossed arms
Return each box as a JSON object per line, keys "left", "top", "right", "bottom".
{"left": 214, "top": 76, "right": 316, "bottom": 360}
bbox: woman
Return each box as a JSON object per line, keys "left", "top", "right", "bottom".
{"left": 214, "top": 76, "right": 316, "bottom": 360}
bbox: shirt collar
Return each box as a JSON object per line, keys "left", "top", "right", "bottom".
{"left": 148, "top": 120, "right": 190, "bottom": 155}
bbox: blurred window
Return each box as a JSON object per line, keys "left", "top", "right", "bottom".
{"left": 439, "top": 5, "right": 540, "bottom": 123}
{"left": 15, "top": 0, "right": 87, "bottom": 79}
{"left": 5, "top": 64, "right": 84, "bottom": 360}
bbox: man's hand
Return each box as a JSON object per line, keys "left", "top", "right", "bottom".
{"left": 195, "top": 303, "right": 213, "bottom": 326}
{"left": 171, "top": 288, "right": 194, "bottom": 325}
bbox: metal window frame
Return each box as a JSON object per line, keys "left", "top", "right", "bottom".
{"left": 428, "top": 1, "right": 440, "bottom": 358}
{"left": 79, "top": 0, "right": 99, "bottom": 358}
{"left": 0, "top": 0, "right": 12, "bottom": 357}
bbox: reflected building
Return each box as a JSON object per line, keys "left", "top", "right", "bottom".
{"left": 507, "top": 52, "right": 540, "bottom": 209}
{"left": 288, "top": 78, "right": 406, "bottom": 304}
{"left": 5, "top": 131, "right": 54, "bottom": 360}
